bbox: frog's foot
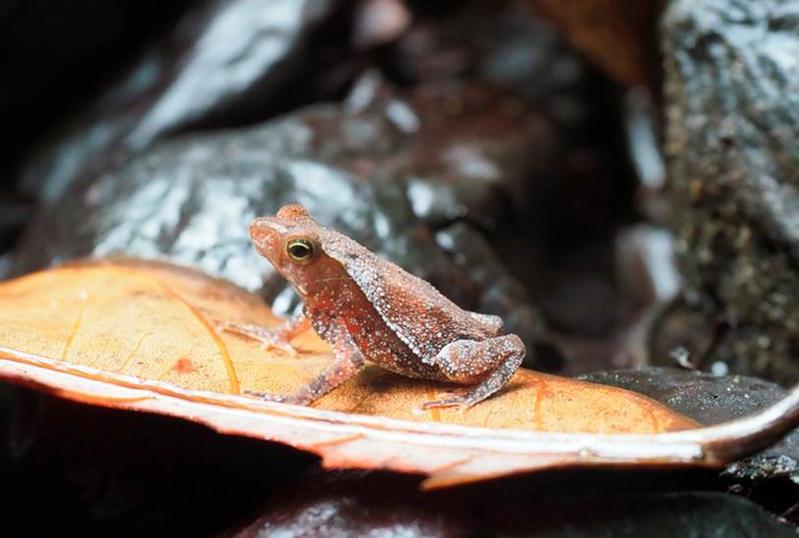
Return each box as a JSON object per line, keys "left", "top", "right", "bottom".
{"left": 243, "top": 389, "right": 323, "bottom": 406}
{"left": 242, "top": 389, "right": 283, "bottom": 401}
{"left": 423, "top": 334, "right": 526, "bottom": 410}
{"left": 218, "top": 321, "right": 298, "bottom": 357}
{"left": 420, "top": 392, "right": 479, "bottom": 411}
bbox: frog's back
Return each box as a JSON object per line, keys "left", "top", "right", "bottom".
{"left": 320, "top": 228, "right": 502, "bottom": 360}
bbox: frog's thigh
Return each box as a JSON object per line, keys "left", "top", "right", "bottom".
{"left": 433, "top": 334, "right": 525, "bottom": 384}
{"left": 421, "top": 334, "right": 525, "bottom": 409}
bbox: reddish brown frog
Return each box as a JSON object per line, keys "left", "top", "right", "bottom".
{"left": 223, "top": 204, "right": 525, "bottom": 409}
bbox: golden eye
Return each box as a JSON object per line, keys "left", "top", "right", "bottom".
{"left": 286, "top": 239, "right": 314, "bottom": 263}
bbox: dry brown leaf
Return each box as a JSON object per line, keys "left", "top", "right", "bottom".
{"left": 527, "top": 0, "right": 659, "bottom": 87}
{"left": 0, "top": 259, "right": 797, "bottom": 488}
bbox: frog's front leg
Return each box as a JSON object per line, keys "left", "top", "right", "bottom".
{"left": 269, "top": 324, "right": 366, "bottom": 406}
{"left": 218, "top": 313, "right": 310, "bottom": 356}
{"left": 422, "top": 334, "right": 525, "bottom": 410}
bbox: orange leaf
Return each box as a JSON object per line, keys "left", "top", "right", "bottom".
{"left": 525, "top": 0, "right": 658, "bottom": 87}
{"left": 0, "top": 259, "right": 796, "bottom": 487}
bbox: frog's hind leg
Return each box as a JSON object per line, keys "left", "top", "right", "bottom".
{"left": 421, "top": 334, "right": 525, "bottom": 410}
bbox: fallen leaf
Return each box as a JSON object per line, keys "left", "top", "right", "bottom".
{"left": 0, "top": 259, "right": 797, "bottom": 487}
{"left": 526, "top": 0, "right": 658, "bottom": 87}
{"left": 173, "top": 357, "right": 198, "bottom": 374}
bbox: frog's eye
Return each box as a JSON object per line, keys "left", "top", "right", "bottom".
{"left": 286, "top": 239, "right": 314, "bottom": 263}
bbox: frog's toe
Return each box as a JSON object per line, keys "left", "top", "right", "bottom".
{"left": 219, "top": 321, "right": 298, "bottom": 357}
{"left": 420, "top": 394, "right": 477, "bottom": 411}
{"left": 258, "top": 339, "right": 298, "bottom": 357}
{"left": 215, "top": 320, "right": 235, "bottom": 333}
{"left": 243, "top": 389, "right": 316, "bottom": 407}
{"left": 243, "top": 389, "right": 284, "bottom": 402}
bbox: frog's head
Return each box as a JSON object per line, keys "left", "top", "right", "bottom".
{"left": 250, "top": 204, "right": 330, "bottom": 297}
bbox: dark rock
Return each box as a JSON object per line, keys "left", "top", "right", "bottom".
{"left": 0, "top": 0, "right": 195, "bottom": 173}
{"left": 580, "top": 367, "right": 799, "bottom": 483}
{"left": 580, "top": 367, "right": 788, "bottom": 425}
{"left": 0, "top": 194, "right": 29, "bottom": 252}
{"left": 13, "top": 75, "right": 555, "bottom": 360}
{"left": 648, "top": 301, "right": 718, "bottom": 372}
{"left": 0, "top": 384, "right": 19, "bottom": 463}
{"left": 472, "top": 2, "right": 589, "bottom": 113}
{"left": 20, "top": 0, "right": 345, "bottom": 202}
{"left": 662, "top": 0, "right": 799, "bottom": 384}
{"left": 0, "top": 388, "right": 314, "bottom": 536}
{"left": 387, "top": 1, "right": 592, "bottom": 133}
{"left": 231, "top": 469, "right": 793, "bottom": 537}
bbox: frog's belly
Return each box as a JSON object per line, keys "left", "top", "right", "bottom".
{"left": 350, "top": 323, "right": 448, "bottom": 382}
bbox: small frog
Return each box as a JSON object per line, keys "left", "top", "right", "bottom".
{"left": 223, "top": 204, "right": 525, "bottom": 409}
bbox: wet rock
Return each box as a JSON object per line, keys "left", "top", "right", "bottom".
{"left": 580, "top": 367, "right": 786, "bottom": 424}
{"left": 615, "top": 224, "right": 680, "bottom": 309}
{"left": 471, "top": 2, "right": 588, "bottom": 108}
{"left": 662, "top": 0, "right": 799, "bottom": 384}
{"left": 399, "top": 82, "right": 557, "bottom": 230}
{"left": 20, "top": 0, "right": 344, "bottom": 202}
{"left": 352, "top": 0, "right": 411, "bottom": 49}
{"left": 0, "top": 0, "right": 194, "bottom": 172}
{"left": 13, "top": 75, "right": 554, "bottom": 359}
{"left": 389, "top": 1, "right": 590, "bottom": 121}
{"left": 580, "top": 367, "right": 799, "bottom": 483}
{"left": 231, "top": 469, "right": 793, "bottom": 537}
{"left": 623, "top": 87, "right": 669, "bottom": 222}
{"left": 647, "top": 302, "right": 718, "bottom": 370}
{"left": 0, "top": 195, "right": 29, "bottom": 252}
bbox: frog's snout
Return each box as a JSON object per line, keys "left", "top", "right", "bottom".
{"left": 250, "top": 216, "right": 284, "bottom": 238}
{"left": 249, "top": 217, "right": 283, "bottom": 258}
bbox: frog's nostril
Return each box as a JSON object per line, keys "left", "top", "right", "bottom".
{"left": 249, "top": 218, "right": 268, "bottom": 240}
{"left": 250, "top": 217, "right": 282, "bottom": 240}
{"left": 249, "top": 217, "right": 285, "bottom": 257}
